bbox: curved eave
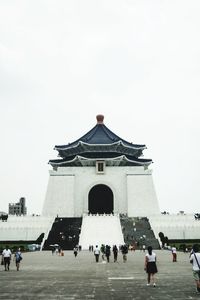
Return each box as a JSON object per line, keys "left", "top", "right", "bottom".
{"left": 49, "top": 155, "right": 152, "bottom": 167}
{"left": 54, "top": 123, "right": 144, "bottom": 148}
{"left": 55, "top": 141, "right": 146, "bottom": 158}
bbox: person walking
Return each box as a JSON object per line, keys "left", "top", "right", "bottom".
{"left": 105, "top": 245, "right": 111, "bottom": 263}
{"left": 100, "top": 244, "right": 106, "bottom": 262}
{"left": 121, "top": 244, "right": 128, "bottom": 262}
{"left": 113, "top": 245, "right": 118, "bottom": 262}
{"left": 73, "top": 246, "right": 78, "bottom": 257}
{"left": 144, "top": 246, "right": 158, "bottom": 287}
{"left": 2, "top": 245, "right": 12, "bottom": 271}
{"left": 189, "top": 244, "right": 200, "bottom": 294}
{"left": 94, "top": 245, "right": 100, "bottom": 263}
{"left": 51, "top": 247, "right": 55, "bottom": 255}
{"left": 14, "top": 248, "right": 22, "bottom": 271}
{"left": 171, "top": 245, "right": 177, "bottom": 262}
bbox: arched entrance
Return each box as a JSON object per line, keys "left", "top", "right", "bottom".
{"left": 88, "top": 184, "right": 113, "bottom": 214}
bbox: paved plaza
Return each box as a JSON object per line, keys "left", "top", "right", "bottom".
{"left": 0, "top": 249, "right": 199, "bottom": 299}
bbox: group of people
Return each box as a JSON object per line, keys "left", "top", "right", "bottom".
{"left": 52, "top": 246, "right": 64, "bottom": 256}
{"left": 145, "top": 244, "right": 200, "bottom": 292}
{"left": 1, "top": 245, "right": 23, "bottom": 271}
{"left": 1, "top": 243, "right": 200, "bottom": 294}
{"left": 91, "top": 243, "right": 158, "bottom": 286}
{"left": 91, "top": 243, "right": 200, "bottom": 293}
{"left": 93, "top": 244, "right": 129, "bottom": 263}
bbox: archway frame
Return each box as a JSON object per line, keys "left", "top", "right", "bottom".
{"left": 84, "top": 181, "right": 118, "bottom": 214}
{"left": 88, "top": 184, "right": 113, "bottom": 214}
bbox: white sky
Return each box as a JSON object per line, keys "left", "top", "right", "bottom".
{"left": 0, "top": 0, "right": 200, "bottom": 215}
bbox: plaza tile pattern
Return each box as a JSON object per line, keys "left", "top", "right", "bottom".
{"left": 0, "top": 250, "right": 198, "bottom": 299}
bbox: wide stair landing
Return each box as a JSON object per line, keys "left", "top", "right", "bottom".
{"left": 43, "top": 217, "right": 82, "bottom": 250}
{"left": 79, "top": 214, "right": 124, "bottom": 250}
{"left": 120, "top": 216, "right": 160, "bottom": 249}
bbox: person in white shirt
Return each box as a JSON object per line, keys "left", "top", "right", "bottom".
{"left": 190, "top": 244, "right": 200, "bottom": 293}
{"left": 94, "top": 245, "right": 100, "bottom": 262}
{"left": 2, "top": 246, "right": 12, "bottom": 271}
{"left": 144, "top": 246, "right": 158, "bottom": 287}
{"left": 171, "top": 246, "right": 177, "bottom": 262}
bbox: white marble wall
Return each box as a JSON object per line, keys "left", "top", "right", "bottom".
{"left": 149, "top": 214, "right": 200, "bottom": 239}
{"left": 127, "top": 173, "right": 160, "bottom": 216}
{"left": 0, "top": 216, "right": 54, "bottom": 241}
{"left": 42, "top": 165, "right": 160, "bottom": 217}
{"left": 42, "top": 173, "right": 75, "bottom": 217}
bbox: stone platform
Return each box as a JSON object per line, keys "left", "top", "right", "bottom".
{"left": 0, "top": 250, "right": 198, "bottom": 299}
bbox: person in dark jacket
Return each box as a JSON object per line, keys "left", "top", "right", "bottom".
{"left": 105, "top": 245, "right": 111, "bottom": 262}
{"left": 121, "top": 244, "right": 128, "bottom": 262}
{"left": 113, "top": 245, "right": 118, "bottom": 262}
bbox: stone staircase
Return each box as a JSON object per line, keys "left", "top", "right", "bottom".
{"left": 43, "top": 217, "right": 82, "bottom": 250}
{"left": 79, "top": 214, "right": 124, "bottom": 250}
{"left": 120, "top": 216, "right": 160, "bottom": 249}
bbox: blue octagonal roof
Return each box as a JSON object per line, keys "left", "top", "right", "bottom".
{"left": 49, "top": 115, "right": 152, "bottom": 167}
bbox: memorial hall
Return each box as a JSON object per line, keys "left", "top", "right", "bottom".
{"left": 0, "top": 115, "right": 199, "bottom": 250}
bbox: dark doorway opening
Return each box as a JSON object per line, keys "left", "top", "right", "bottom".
{"left": 88, "top": 184, "right": 113, "bottom": 214}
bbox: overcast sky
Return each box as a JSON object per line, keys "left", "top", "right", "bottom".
{"left": 0, "top": 0, "right": 200, "bottom": 215}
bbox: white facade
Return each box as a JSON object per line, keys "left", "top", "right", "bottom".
{"left": 42, "top": 165, "right": 160, "bottom": 217}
